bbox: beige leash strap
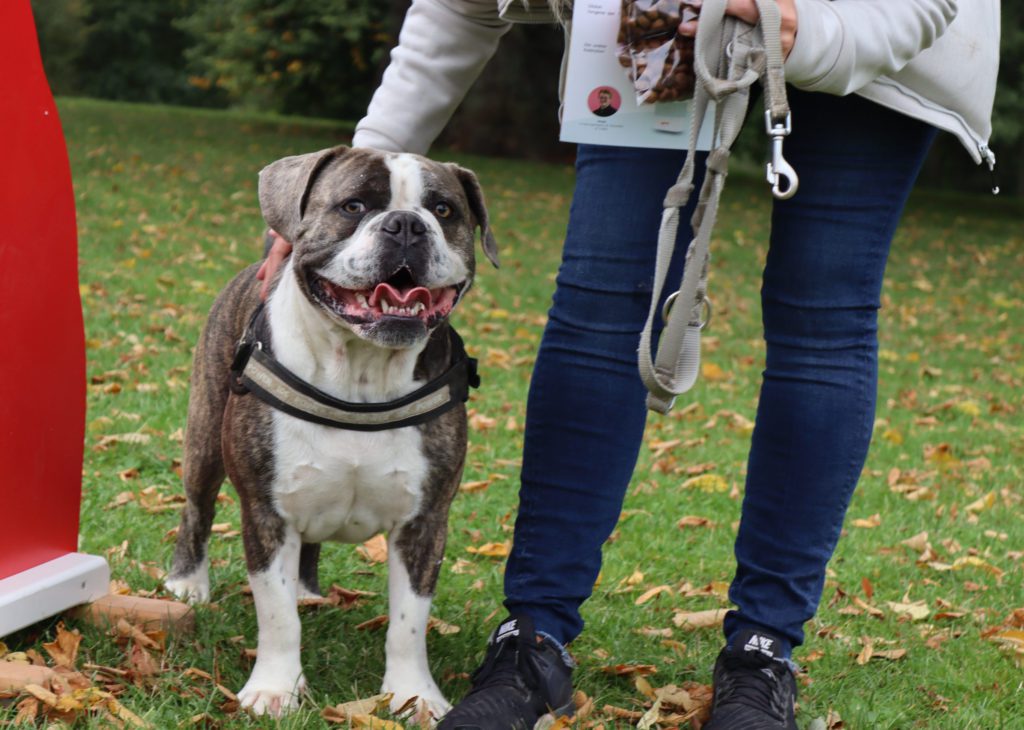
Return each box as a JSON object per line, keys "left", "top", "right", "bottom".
{"left": 638, "top": 0, "right": 797, "bottom": 414}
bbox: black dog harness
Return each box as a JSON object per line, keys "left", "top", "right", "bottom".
{"left": 230, "top": 305, "right": 479, "bottom": 432}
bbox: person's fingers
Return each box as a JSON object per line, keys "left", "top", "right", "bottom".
{"left": 724, "top": 0, "right": 758, "bottom": 25}
{"left": 258, "top": 232, "right": 293, "bottom": 301}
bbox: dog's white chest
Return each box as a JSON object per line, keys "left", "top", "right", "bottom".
{"left": 271, "top": 415, "right": 428, "bottom": 544}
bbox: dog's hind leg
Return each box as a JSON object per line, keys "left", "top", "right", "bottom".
{"left": 297, "top": 542, "right": 321, "bottom": 599}
{"left": 165, "top": 419, "right": 224, "bottom": 603}
{"left": 166, "top": 339, "right": 232, "bottom": 603}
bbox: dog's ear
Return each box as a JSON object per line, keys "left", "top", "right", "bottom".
{"left": 258, "top": 146, "right": 348, "bottom": 243}
{"left": 448, "top": 163, "right": 499, "bottom": 269}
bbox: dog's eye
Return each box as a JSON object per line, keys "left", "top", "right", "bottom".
{"left": 340, "top": 199, "right": 367, "bottom": 215}
{"left": 434, "top": 202, "right": 452, "bottom": 219}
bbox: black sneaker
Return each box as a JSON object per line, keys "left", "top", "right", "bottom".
{"left": 438, "top": 615, "right": 575, "bottom": 730}
{"left": 704, "top": 628, "right": 799, "bottom": 730}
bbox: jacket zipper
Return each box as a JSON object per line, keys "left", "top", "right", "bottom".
{"left": 870, "top": 78, "right": 999, "bottom": 194}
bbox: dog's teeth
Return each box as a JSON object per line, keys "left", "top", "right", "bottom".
{"left": 412, "top": 302, "right": 425, "bottom": 315}
{"left": 356, "top": 293, "right": 369, "bottom": 308}
{"left": 382, "top": 301, "right": 392, "bottom": 314}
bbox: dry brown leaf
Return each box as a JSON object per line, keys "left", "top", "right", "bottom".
{"left": 637, "top": 626, "right": 673, "bottom": 639}
{"left": 602, "top": 704, "right": 645, "bottom": 721}
{"left": 106, "top": 697, "right": 153, "bottom": 728}
{"left": 24, "top": 683, "right": 59, "bottom": 707}
{"left": 678, "top": 515, "right": 715, "bottom": 529}
{"left": 851, "top": 514, "right": 881, "bottom": 529}
{"left": 672, "top": 608, "right": 728, "bottom": 630}
{"left": 127, "top": 643, "right": 160, "bottom": 679}
{"left": 460, "top": 480, "right": 491, "bottom": 493}
{"left": 427, "top": 617, "right": 461, "bottom": 635}
{"left": 43, "top": 623, "right": 82, "bottom": 669}
{"left": 351, "top": 714, "right": 403, "bottom": 730}
{"left": 322, "top": 693, "right": 394, "bottom": 723}
{"left": 573, "top": 690, "right": 594, "bottom": 720}
{"left": 989, "top": 629, "right": 1024, "bottom": 665}
{"left": 358, "top": 534, "right": 389, "bottom": 564}
{"left": 598, "top": 663, "right": 657, "bottom": 677}
{"left": 852, "top": 597, "right": 885, "bottom": 618}
{"left": 855, "top": 638, "right": 874, "bottom": 665}
{"left": 636, "top": 698, "right": 663, "bottom": 730}
{"left": 113, "top": 619, "right": 164, "bottom": 650}
{"left": 887, "top": 600, "right": 930, "bottom": 621}
{"left": 356, "top": 615, "right": 390, "bottom": 632}
{"left": 469, "top": 412, "right": 497, "bottom": 431}
{"left": 661, "top": 639, "right": 688, "bottom": 656}
{"left": 635, "top": 585, "right": 673, "bottom": 606}
{"left": 14, "top": 697, "right": 39, "bottom": 724}
{"left": 965, "top": 491, "right": 997, "bottom": 513}
{"left": 701, "top": 362, "right": 729, "bottom": 381}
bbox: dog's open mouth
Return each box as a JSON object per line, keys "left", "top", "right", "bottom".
{"left": 312, "top": 268, "right": 463, "bottom": 327}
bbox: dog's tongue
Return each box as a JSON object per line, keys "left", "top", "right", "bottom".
{"left": 369, "top": 282, "right": 433, "bottom": 309}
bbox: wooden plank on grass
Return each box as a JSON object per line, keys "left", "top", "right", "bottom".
{"left": 0, "top": 663, "right": 56, "bottom": 692}
{"left": 74, "top": 594, "right": 194, "bottom": 633}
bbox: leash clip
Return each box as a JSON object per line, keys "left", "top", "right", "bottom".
{"left": 765, "top": 111, "right": 798, "bottom": 200}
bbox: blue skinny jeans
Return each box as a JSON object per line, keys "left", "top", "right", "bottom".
{"left": 503, "top": 89, "right": 937, "bottom": 656}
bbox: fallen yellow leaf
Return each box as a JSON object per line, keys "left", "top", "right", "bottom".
{"left": 680, "top": 474, "right": 729, "bottom": 493}
{"left": 466, "top": 542, "right": 511, "bottom": 558}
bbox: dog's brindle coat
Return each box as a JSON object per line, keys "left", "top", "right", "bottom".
{"left": 166, "top": 146, "right": 497, "bottom": 719}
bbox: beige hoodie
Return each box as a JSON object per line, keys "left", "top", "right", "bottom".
{"left": 354, "top": 0, "right": 1000, "bottom": 169}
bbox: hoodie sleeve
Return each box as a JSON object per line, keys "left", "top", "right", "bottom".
{"left": 784, "top": 0, "right": 958, "bottom": 95}
{"left": 353, "top": 0, "right": 512, "bottom": 154}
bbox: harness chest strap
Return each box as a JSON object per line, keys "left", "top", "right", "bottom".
{"left": 229, "top": 308, "right": 479, "bottom": 431}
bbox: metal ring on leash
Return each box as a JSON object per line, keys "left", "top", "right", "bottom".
{"left": 662, "top": 292, "right": 712, "bottom": 330}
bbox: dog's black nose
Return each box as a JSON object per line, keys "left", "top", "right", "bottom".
{"left": 380, "top": 211, "right": 428, "bottom": 245}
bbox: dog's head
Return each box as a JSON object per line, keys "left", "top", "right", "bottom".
{"left": 258, "top": 146, "right": 498, "bottom": 348}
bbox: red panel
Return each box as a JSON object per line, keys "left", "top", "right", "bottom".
{"left": 0, "top": 1, "right": 85, "bottom": 580}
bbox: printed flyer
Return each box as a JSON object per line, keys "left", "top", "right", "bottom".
{"left": 559, "top": 0, "right": 714, "bottom": 150}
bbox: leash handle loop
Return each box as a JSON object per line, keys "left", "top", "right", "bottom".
{"left": 638, "top": 0, "right": 794, "bottom": 413}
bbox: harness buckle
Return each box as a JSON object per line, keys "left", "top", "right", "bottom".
{"left": 764, "top": 111, "right": 798, "bottom": 200}
{"left": 229, "top": 339, "right": 260, "bottom": 395}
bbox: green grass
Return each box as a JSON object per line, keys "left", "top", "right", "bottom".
{"left": 3, "top": 97, "right": 1023, "bottom": 728}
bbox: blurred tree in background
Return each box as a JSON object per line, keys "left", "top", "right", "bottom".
{"left": 29, "top": 0, "right": 1023, "bottom": 193}
{"left": 176, "top": 0, "right": 395, "bottom": 119}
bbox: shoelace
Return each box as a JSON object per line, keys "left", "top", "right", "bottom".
{"left": 467, "top": 637, "right": 542, "bottom": 696}
{"left": 715, "top": 654, "right": 790, "bottom": 720}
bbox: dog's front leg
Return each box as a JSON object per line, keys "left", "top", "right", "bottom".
{"left": 238, "top": 521, "right": 307, "bottom": 716}
{"left": 382, "top": 528, "right": 450, "bottom": 723}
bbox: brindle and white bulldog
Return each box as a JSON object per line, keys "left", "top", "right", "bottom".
{"left": 165, "top": 146, "right": 498, "bottom": 719}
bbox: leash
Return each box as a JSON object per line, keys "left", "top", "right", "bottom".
{"left": 230, "top": 304, "right": 479, "bottom": 431}
{"left": 638, "top": 0, "right": 797, "bottom": 414}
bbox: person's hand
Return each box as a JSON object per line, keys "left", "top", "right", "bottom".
{"left": 256, "top": 230, "right": 293, "bottom": 301}
{"left": 679, "top": 0, "right": 798, "bottom": 60}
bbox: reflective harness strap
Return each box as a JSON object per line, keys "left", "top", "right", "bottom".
{"left": 638, "top": 0, "right": 797, "bottom": 414}
{"left": 230, "top": 305, "right": 479, "bottom": 431}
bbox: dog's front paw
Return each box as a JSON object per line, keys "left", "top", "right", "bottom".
{"left": 238, "top": 673, "right": 307, "bottom": 717}
{"left": 383, "top": 680, "right": 451, "bottom": 726}
{"left": 165, "top": 565, "right": 210, "bottom": 603}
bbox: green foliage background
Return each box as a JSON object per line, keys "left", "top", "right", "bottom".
{"left": 29, "top": 0, "right": 1024, "bottom": 190}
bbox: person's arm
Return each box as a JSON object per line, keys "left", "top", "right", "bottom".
{"left": 783, "top": 0, "right": 957, "bottom": 94}
{"left": 353, "top": 0, "right": 513, "bottom": 154}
